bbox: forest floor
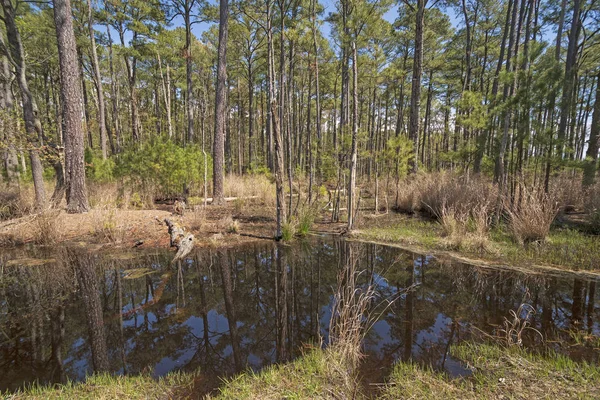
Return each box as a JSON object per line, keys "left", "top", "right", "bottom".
{"left": 1, "top": 199, "right": 598, "bottom": 276}
{"left": 8, "top": 341, "right": 599, "bottom": 399}
{"left": 0, "top": 201, "right": 276, "bottom": 250}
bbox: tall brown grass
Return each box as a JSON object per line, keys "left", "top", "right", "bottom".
{"left": 417, "top": 172, "right": 498, "bottom": 220}
{"left": 550, "top": 171, "right": 585, "bottom": 213}
{"left": 92, "top": 210, "right": 126, "bottom": 243}
{"left": 505, "top": 185, "right": 559, "bottom": 244}
{"left": 223, "top": 174, "right": 276, "bottom": 207}
{"left": 32, "top": 210, "right": 63, "bottom": 245}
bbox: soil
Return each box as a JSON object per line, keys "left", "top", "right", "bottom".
{"left": 0, "top": 201, "right": 278, "bottom": 251}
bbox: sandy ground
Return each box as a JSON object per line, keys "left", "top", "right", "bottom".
{"left": 0, "top": 202, "right": 279, "bottom": 250}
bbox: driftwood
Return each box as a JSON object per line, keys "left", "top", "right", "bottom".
{"left": 164, "top": 218, "right": 194, "bottom": 264}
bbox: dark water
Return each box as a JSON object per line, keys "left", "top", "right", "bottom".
{"left": 0, "top": 237, "right": 598, "bottom": 393}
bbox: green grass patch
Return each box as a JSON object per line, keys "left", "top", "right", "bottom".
{"left": 209, "top": 347, "right": 357, "bottom": 399}
{"left": 359, "top": 217, "right": 600, "bottom": 271}
{"left": 6, "top": 371, "right": 196, "bottom": 400}
{"left": 382, "top": 342, "right": 600, "bottom": 399}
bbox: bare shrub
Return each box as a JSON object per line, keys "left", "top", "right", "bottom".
{"left": 506, "top": 185, "right": 559, "bottom": 244}
{"left": 32, "top": 210, "right": 62, "bottom": 245}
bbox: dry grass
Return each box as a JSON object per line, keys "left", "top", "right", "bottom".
{"left": 92, "top": 210, "right": 127, "bottom": 243}
{"left": 88, "top": 182, "right": 121, "bottom": 209}
{"left": 550, "top": 171, "right": 585, "bottom": 213}
{"left": 497, "top": 303, "right": 542, "bottom": 347}
{"left": 404, "top": 172, "right": 499, "bottom": 224}
{"left": 506, "top": 185, "right": 559, "bottom": 244}
{"left": 217, "top": 215, "right": 239, "bottom": 234}
{"left": 31, "top": 210, "right": 63, "bottom": 245}
{"left": 223, "top": 174, "right": 276, "bottom": 207}
{"left": 186, "top": 206, "right": 206, "bottom": 231}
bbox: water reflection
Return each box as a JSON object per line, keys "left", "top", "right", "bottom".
{"left": 0, "top": 239, "right": 598, "bottom": 393}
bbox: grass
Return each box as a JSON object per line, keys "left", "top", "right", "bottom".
{"left": 358, "top": 216, "right": 600, "bottom": 271}
{"left": 5, "top": 371, "right": 196, "bottom": 400}
{"left": 382, "top": 342, "right": 600, "bottom": 399}
{"left": 10, "top": 342, "right": 598, "bottom": 399}
{"left": 210, "top": 347, "right": 358, "bottom": 400}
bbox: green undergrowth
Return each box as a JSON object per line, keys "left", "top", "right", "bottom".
{"left": 358, "top": 217, "right": 600, "bottom": 271}
{"left": 382, "top": 342, "right": 600, "bottom": 399}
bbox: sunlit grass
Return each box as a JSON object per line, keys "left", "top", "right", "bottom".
{"left": 382, "top": 342, "right": 600, "bottom": 399}
{"left": 209, "top": 347, "right": 357, "bottom": 400}
{"left": 6, "top": 372, "right": 196, "bottom": 400}
{"left": 359, "top": 217, "right": 600, "bottom": 271}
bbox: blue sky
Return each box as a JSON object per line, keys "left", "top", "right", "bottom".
{"left": 176, "top": 0, "right": 462, "bottom": 46}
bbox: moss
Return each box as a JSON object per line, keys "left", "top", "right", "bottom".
{"left": 382, "top": 342, "right": 600, "bottom": 399}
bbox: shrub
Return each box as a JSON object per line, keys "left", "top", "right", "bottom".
{"left": 114, "top": 138, "right": 212, "bottom": 199}
{"left": 281, "top": 220, "right": 297, "bottom": 241}
{"left": 85, "top": 148, "right": 116, "bottom": 183}
{"left": 506, "top": 186, "right": 559, "bottom": 244}
{"left": 296, "top": 204, "right": 318, "bottom": 237}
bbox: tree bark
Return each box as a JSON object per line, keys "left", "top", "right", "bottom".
{"left": 583, "top": 71, "right": 600, "bottom": 187}
{"left": 213, "top": 0, "right": 229, "bottom": 205}
{"left": 54, "top": 0, "right": 90, "bottom": 213}
{"left": 347, "top": 41, "right": 358, "bottom": 230}
{"left": 408, "top": 0, "right": 425, "bottom": 173}
{"left": 86, "top": 0, "right": 107, "bottom": 159}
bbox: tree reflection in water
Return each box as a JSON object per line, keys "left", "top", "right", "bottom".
{"left": 0, "top": 238, "right": 598, "bottom": 393}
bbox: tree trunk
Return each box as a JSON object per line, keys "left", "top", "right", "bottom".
{"left": 1, "top": 0, "right": 46, "bottom": 208}
{"left": 268, "top": 0, "right": 285, "bottom": 239}
{"left": 408, "top": 0, "right": 425, "bottom": 173}
{"left": 558, "top": 0, "right": 582, "bottom": 158}
{"left": 86, "top": 0, "right": 107, "bottom": 159}
{"left": 106, "top": 23, "right": 121, "bottom": 152}
{"left": 583, "top": 71, "right": 600, "bottom": 187}
{"left": 54, "top": 0, "right": 90, "bottom": 213}
{"left": 347, "top": 41, "right": 358, "bottom": 230}
{"left": 185, "top": 10, "right": 194, "bottom": 144}
{"left": 312, "top": 0, "right": 322, "bottom": 185}
{"left": 213, "top": 0, "right": 228, "bottom": 205}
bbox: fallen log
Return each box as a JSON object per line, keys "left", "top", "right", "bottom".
{"left": 164, "top": 218, "right": 194, "bottom": 264}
